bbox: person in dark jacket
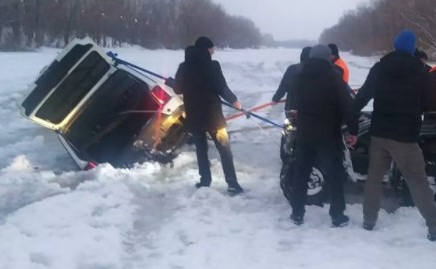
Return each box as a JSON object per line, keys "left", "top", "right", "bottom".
{"left": 353, "top": 30, "right": 436, "bottom": 241}
{"left": 415, "top": 49, "right": 432, "bottom": 72}
{"left": 174, "top": 36, "right": 244, "bottom": 195}
{"left": 272, "top": 46, "right": 311, "bottom": 117}
{"left": 289, "top": 44, "right": 358, "bottom": 227}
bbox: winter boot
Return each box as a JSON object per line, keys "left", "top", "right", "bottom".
{"left": 290, "top": 214, "right": 304, "bottom": 225}
{"left": 428, "top": 232, "right": 436, "bottom": 242}
{"left": 363, "top": 223, "right": 375, "bottom": 231}
{"left": 332, "top": 214, "right": 349, "bottom": 227}
{"left": 195, "top": 182, "right": 210, "bottom": 189}
{"left": 227, "top": 182, "right": 244, "bottom": 195}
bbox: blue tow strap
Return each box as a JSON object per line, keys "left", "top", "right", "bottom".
{"left": 106, "top": 51, "right": 284, "bottom": 129}
{"left": 107, "top": 51, "right": 173, "bottom": 83}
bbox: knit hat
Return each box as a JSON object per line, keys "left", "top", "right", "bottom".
{"left": 393, "top": 30, "right": 416, "bottom": 54}
{"left": 309, "top": 44, "right": 332, "bottom": 63}
{"left": 328, "top": 43, "right": 339, "bottom": 57}
{"left": 195, "top": 36, "right": 214, "bottom": 49}
{"left": 300, "top": 46, "right": 312, "bottom": 63}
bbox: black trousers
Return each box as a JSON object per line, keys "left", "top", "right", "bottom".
{"left": 192, "top": 128, "right": 238, "bottom": 185}
{"left": 291, "top": 139, "right": 346, "bottom": 218}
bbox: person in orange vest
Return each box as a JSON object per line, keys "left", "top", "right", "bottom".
{"left": 328, "top": 43, "right": 350, "bottom": 83}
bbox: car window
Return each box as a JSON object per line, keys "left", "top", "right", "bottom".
{"left": 35, "top": 51, "right": 110, "bottom": 124}
{"left": 22, "top": 44, "right": 93, "bottom": 116}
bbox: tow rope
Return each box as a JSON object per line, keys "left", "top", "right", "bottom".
{"left": 107, "top": 51, "right": 285, "bottom": 130}
{"left": 225, "top": 100, "right": 285, "bottom": 121}
{"left": 221, "top": 100, "right": 284, "bottom": 129}
{"left": 227, "top": 125, "right": 277, "bottom": 134}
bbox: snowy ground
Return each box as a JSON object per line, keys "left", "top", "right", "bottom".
{"left": 0, "top": 46, "right": 435, "bottom": 269}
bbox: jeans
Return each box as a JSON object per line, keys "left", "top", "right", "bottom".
{"left": 192, "top": 128, "right": 238, "bottom": 186}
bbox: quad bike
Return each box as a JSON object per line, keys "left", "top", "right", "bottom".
{"left": 280, "top": 112, "right": 436, "bottom": 207}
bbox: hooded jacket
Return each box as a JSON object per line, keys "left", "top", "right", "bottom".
{"left": 354, "top": 51, "right": 435, "bottom": 142}
{"left": 272, "top": 46, "right": 311, "bottom": 112}
{"left": 174, "top": 46, "right": 237, "bottom": 132}
{"left": 294, "top": 58, "right": 357, "bottom": 145}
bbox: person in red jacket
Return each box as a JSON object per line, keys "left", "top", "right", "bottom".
{"left": 328, "top": 43, "right": 350, "bottom": 83}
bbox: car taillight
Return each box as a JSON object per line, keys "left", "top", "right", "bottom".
{"left": 151, "top": 86, "right": 171, "bottom": 105}
{"left": 84, "top": 161, "right": 97, "bottom": 170}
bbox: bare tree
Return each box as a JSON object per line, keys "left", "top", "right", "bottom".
{"left": 319, "top": 0, "right": 436, "bottom": 57}
{"left": 400, "top": 0, "right": 436, "bottom": 51}
{"left": 0, "top": 0, "right": 262, "bottom": 50}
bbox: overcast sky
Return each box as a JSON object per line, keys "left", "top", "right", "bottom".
{"left": 213, "top": 0, "right": 371, "bottom": 40}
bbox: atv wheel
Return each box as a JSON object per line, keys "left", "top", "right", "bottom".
{"left": 280, "top": 160, "right": 327, "bottom": 206}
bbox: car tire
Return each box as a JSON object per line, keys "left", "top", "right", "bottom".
{"left": 280, "top": 160, "right": 327, "bottom": 207}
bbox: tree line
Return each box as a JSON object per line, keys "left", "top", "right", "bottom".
{"left": 319, "top": 0, "right": 436, "bottom": 58}
{"left": 0, "top": 0, "right": 262, "bottom": 50}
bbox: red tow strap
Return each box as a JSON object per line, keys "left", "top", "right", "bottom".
{"left": 225, "top": 100, "right": 285, "bottom": 121}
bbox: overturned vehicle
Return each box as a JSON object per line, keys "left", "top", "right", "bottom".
{"left": 20, "top": 38, "right": 189, "bottom": 169}
{"left": 280, "top": 112, "right": 436, "bottom": 207}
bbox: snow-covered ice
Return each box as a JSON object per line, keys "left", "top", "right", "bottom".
{"left": 0, "top": 46, "right": 434, "bottom": 269}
